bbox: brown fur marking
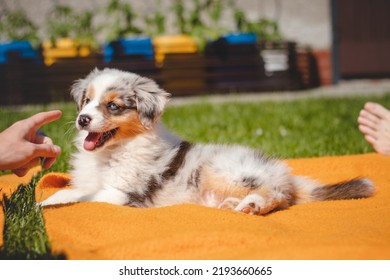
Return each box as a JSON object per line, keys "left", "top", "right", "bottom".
{"left": 96, "top": 91, "right": 148, "bottom": 140}
{"left": 199, "top": 168, "right": 270, "bottom": 202}
{"left": 113, "top": 111, "right": 148, "bottom": 140}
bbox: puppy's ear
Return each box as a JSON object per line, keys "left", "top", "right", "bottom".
{"left": 70, "top": 79, "right": 87, "bottom": 111}
{"left": 133, "top": 76, "right": 171, "bottom": 128}
{"left": 70, "top": 68, "right": 101, "bottom": 111}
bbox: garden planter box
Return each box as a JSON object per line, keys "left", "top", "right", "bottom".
{"left": 102, "top": 37, "right": 158, "bottom": 81}
{"left": 42, "top": 38, "right": 93, "bottom": 65}
{"left": 223, "top": 32, "right": 257, "bottom": 44}
{"left": 44, "top": 56, "right": 102, "bottom": 102}
{"left": 152, "top": 35, "right": 198, "bottom": 66}
{"left": 0, "top": 41, "right": 40, "bottom": 64}
{"left": 205, "top": 33, "right": 266, "bottom": 92}
{"left": 259, "top": 41, "right": 303, "bottom": 90}
{"left": 41, "top": 38, "right": 101, "bottom": 101}
{"left": 157, "top": 53, "right": 207, "bottom": 96}
{"left": 103, "top": 36, "right": 154, "bottom": 62}
{"left": 0, "top": 44, "right": 46, "bottom": 105}
{"left": 152, "top": 35, "right": 202, "bottom": 95}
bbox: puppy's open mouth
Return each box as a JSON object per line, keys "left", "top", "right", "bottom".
{"left": 83, "top": 128, "right": 118, "bottom": 151}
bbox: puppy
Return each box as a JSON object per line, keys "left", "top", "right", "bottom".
{"left": 41, "top": 68, "right": 375, "bottom": 215}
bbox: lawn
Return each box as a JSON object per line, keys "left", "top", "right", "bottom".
{"left": 1, "top": 93, "right": 390, "bottom": 259}
{"left": 2, "top": 94, "right": 390, "bottom": 173}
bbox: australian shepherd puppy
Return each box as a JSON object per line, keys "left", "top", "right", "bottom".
{"left": 41, "top": 68, "right": 375, "bottom": 215}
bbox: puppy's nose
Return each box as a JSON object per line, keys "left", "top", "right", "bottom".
{"left": 78, "top": 114, "right": 92, "bottom": 128}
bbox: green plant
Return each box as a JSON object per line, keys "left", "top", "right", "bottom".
{"left": 46, "top": 4, "right": 75, "bottom": 42}
{"left": 201, "top": 0, "right": 228, "bottom": 44}
{"left": 186, "top": 0, "right": 208, "bottom": 49}
{"left": 45, "top": 3, "right": 98, "bottom": 49}
{"left": 103, "top": 0, "right": 142, "bottom": 42}
{"left": 172, "top": 0, "right": 187, "bottom": 34}
{"left": 171, "top": 0, "right": 227, "bottom": 50}
{"left": 143, "top": 0, "right": 166, "bottom": 36}
{"left": 0, "top": 9, "right": 39, "bottom": 46}
{"left": 207, "top": 0, "right": 223, "bottom": 24}
{"left": 228, "top": 1, "right": 283, "bottom": 42}
{"left": 251, "top": 18, "right": 283, "bottom": 42}
{"left": 73, "top": 10, "right": 99, "bottom": 49}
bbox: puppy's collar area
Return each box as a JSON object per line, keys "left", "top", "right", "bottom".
{"left": 84, "top": 128, "right": 118, "bottom": 151}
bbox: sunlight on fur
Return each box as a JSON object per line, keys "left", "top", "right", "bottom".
{"left": 40, "top": 68, "right": 375, "bottom": 215}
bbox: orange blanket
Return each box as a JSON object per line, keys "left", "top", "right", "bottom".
{"left": 1, "top": 153, "right": 389, "bottom": 259}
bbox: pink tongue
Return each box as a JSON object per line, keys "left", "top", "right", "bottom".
{"left": 84, "top": 132, "right": 101, "bottom": 151}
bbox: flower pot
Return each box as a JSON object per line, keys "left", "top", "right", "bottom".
{"left": 312, "top": 50, "right": 332, "bottom": 85}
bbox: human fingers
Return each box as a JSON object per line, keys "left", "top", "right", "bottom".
{"left": 24, "top": 110, "right": 62, "bottom": 132}
{"left": 364, "top": 102, "right": 390, "bottom": 120}
{"left": 42, "top": 156, "right": 57, "bottom": 170}
{"left": 357, "top": 114, "right": 377, "bottom": 130}
{"left": 12, "top": 168, "right": 29, "bottom": 177}
{"left": 31, "top": 143, "right": 62, "bottom": 159}
{"left": 364, "top": 134, "right": 377, "bottom": 148}
{"left": 358, "top": 124, "right": 377, "bottom": 139}
{"left": 11, "top": 158, "right": 40, "bottom": 177}
{"left": 359, "top": 109, "right": 380, "bottom": 125}
{"left": 33, "top": 135, "right": 59, "bottom": 169}
{"left": 33, "top": 134, "right": 53, "bottom": 145}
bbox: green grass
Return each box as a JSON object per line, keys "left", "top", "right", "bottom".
{"left": 2, "top": 95, "right": 390, "bottom": 173}
{"left": 0, "top": 174, "right": 65, "bottom": 259}
{"left": 164, "top": 95, "right": 390, "bottom": 158}
{"left": 0, "top": 103, "right": 78, "bottom": 174}
{"left": 1, "top": 93, "right": 390, "bottom": 259}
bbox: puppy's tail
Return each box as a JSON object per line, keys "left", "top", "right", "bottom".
{"left": 293, "top": 176, "right": 375, "bottom": 204}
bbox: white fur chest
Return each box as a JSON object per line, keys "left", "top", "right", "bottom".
{"left": 70, "top": 131, "right": 173, "bottom": 196}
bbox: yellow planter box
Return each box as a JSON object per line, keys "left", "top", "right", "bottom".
{"left": 153, "top": 35, "right": 198, "bottom": 66}
{"left": 42, "top": 38, "right": 92, "bottom": 65}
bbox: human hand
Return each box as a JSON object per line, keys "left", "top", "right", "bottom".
{"left": 0, "top": 110, "right": 62, "bottom": 177}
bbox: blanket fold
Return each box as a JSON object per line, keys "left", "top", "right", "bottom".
{"left": 1, "top": 153, "right": 389, "bottom": 259}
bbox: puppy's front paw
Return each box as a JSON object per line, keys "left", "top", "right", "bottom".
{"left": 218, "top": 197, "right": 241, "bottom": 210}
{"left": 37, "top": 199, "right": 54, "bottom": 208}
{"left": 36, "top": 189, "right": 79, "bottom": 207}
{"left": 234, "top": 194, "right": 266, "bottom": 215}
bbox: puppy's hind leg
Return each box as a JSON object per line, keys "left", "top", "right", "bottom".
{"left": 200, "top": 168, "right": 289, "bottom": 215}
{"left": 218, "top": 197, "right": 241, "bottom": 210}
{"left": 234, "top": 192, "right": 286, "bottom": 215}
{"left": 218, "top": 191, "right": 286, "bottom": 215}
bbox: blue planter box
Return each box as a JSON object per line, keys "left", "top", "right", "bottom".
{"left": 223, "top": 33, "right": 257, "bottom": 44}
{"left": 103, "top": 37, "right": 154, "bottom": 62}
{"left": 0, "top": 41, "right": 40, "bottom": 64}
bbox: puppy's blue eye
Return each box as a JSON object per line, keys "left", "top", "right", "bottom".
{"left": 108, "top": 102, "right": 120, "bottom": 111}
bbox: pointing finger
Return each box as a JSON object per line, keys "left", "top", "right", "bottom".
{"left": 25, "top": 110, "right": 62, "bottom": 132}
